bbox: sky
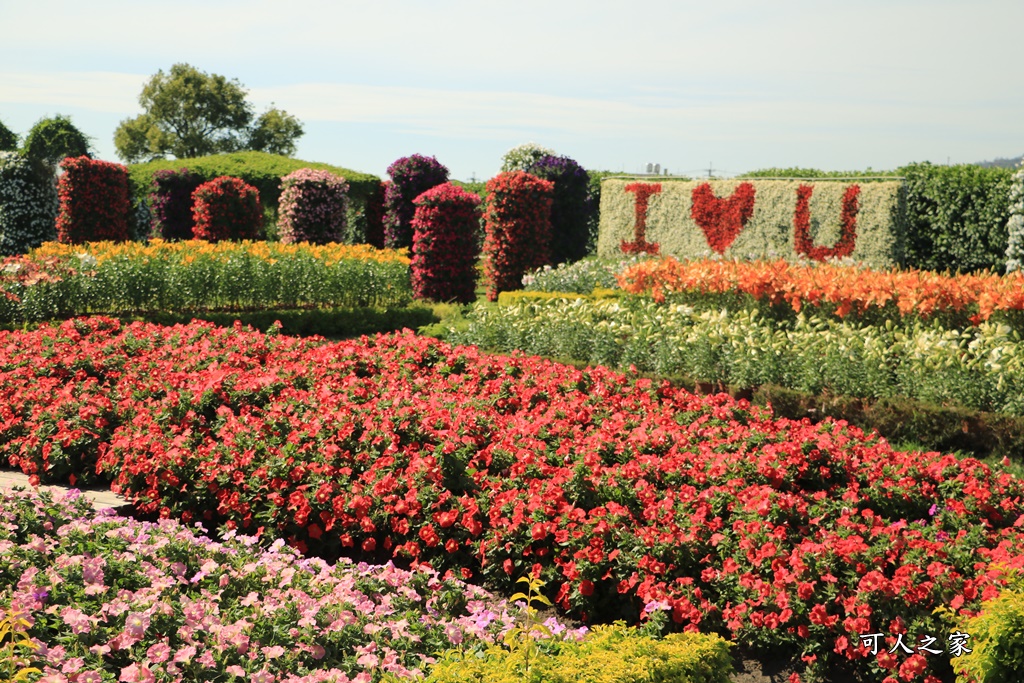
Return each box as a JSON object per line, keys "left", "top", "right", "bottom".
{"left": 1, "top": 0, "right": 1022, "bottom": 181}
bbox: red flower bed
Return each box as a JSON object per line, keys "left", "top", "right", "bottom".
{"left": 3, "top": 318, "right": 1024, "bottom": 682}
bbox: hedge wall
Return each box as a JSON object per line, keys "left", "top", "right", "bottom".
{"left": 597, "top": 178, "right": 906, "bottom": 268}
{"left": 901, "top": 162, "right": 1014, "bottom": 273}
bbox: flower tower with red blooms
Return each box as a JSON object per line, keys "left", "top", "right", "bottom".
{"left": 56, "top": 156, "right": 131, "bottom": 244}
{"left": 364, "top": 180, "right": 388, "bottom": 248}
{"left": 410, "top": 183, "right": 481, "bottom": 303}
{"left": 383, "top": 155, "right": 449, "bottom": 250}
{"left": 278, "top": 168, "right": 349, "bottom": 245}
{"left": 482, "top": 171, "right": 554, "bottom": 301}
{"left": 191, "top": 176, "right": 263, "bottom": 242}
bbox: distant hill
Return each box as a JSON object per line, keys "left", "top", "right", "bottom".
{"left": 974, "top": 154, "right": 1023, "bottom": 169}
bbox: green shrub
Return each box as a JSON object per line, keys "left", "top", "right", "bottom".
{"left": 497, "top": 288, "right": 619, "bottom": 305}
{"left": 900, "top": 162, "right": 1014, "bottom": 273}
{"left": 423, "top": 624, "right": 734, "bottom": 683}
{"left": 952, "top": 577, "right": 1024, "bottom": 682}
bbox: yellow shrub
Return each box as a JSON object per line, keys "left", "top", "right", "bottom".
{"left": 952, "top": 584, "right": 1024, "bottom": 683}
{"left": 423, "top": 623, "right": 733, "bottom": 683}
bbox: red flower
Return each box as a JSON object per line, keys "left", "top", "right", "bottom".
{"left": 794, "top": 184, "right": 860, "bottom": 261}
{"left": 690, "top": 182, "right": 755, "bottom": 254}
{"left": 621, "top": 183, "right": 662, "bottom": 255}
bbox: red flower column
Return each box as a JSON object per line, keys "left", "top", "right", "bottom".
{"left": 482, "top": 171, "right": 554, "bottom": 301}
{"left": 411, "top": 182, "right": 482, "bottom": 304}
{"left": 57, "top": 156, "right": 131, "bottom": 244}
{"left": 191, "top": 176, "right": 263, "bottom": 242}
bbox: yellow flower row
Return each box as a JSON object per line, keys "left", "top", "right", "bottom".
{"left": 29, "top": 240, "right": 411, "bottom": 266}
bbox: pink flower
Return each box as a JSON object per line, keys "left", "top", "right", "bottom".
{"left": 250, "top": 669, "right": 275, "bottom": 683}
{"left": 262, "top": 645, "right": 286, "bottom": 660}
{"left": 61, "top": 607, "right": 92, "bottom": 635}
{"left": 173, "top": 645, "right": 196, "bottom": 663}
{"left": 61, "top": 657, "right": 85, "bottom": 674}
{"left": 146, "top": 641, "right": 170, "bottom": 663}
{"left": 119, "top": 663, "right": 155, "bottom": 683}
{"left": 124, "top": 612, "right": 149, "bottom": 638}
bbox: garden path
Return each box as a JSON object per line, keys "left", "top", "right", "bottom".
{"left": 0, "top": 468, "right": 131, "bottom": 513}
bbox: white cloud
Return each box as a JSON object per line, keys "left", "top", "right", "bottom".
{"left": 0, "top": 71, "right": 145, "bottom": 114}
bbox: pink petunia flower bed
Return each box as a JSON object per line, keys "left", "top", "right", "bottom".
{"left": 0, "top": 487, "right": 584, "bottom": 682}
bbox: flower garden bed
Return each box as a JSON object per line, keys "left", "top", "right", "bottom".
{"left": 0, "top": 486, "right": 587, "bottom": 682}
{"left": 0, "top": 241, "right": 412, "bottom": 322}
{"left": 3, "top": 317, "right": 1024, "bottom": 682}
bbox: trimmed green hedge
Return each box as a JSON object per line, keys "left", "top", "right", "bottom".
{"left": 901, "top": 162, "right": 1015, "bottom": 273}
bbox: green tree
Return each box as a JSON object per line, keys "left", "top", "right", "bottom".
{"left": 114, "top": 63, "right": 304, "bottom": 163}
{"left": 0, "top": 118, "right": 17, "bottom": 152}
{"left": 21, "top": 114, "right": 92, "bottom": 166}
{"left": 248, "top": 106, "right": 304, "bottom": 156}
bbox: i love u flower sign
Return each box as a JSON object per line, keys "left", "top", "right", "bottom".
{"left": 597, "top": 178, "right": 906, "bottom": 267}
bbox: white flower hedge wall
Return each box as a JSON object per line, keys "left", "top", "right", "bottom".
{"left": 597, "top": 178, "right": 906, "bottom": 268}
{"left": 0, "top": 151, "right": 58, "bottom": 255}
{"left": 1004, "top": 163, "right": 1024, "bottom": 272}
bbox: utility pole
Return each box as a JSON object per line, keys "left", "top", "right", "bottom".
{"left": 707, "top": 162, "right": 716, "bottom": 179}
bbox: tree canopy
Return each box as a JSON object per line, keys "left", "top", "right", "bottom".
{"left": 21, "top": 114, "right": 92, "bottom": 166}
{"left": 0, "top": 118, "right": 18, "bottom": 152}
{"left": 114, "top": 63, "right": 305, "bottom": 163}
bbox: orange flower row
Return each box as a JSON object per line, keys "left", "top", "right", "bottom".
{"left": 618, "top": 257, "right": 1024, "bottom": 323}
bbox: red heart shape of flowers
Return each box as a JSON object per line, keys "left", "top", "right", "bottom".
{"left": 690, "top": 182, "right": 756, "bottom": 254}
